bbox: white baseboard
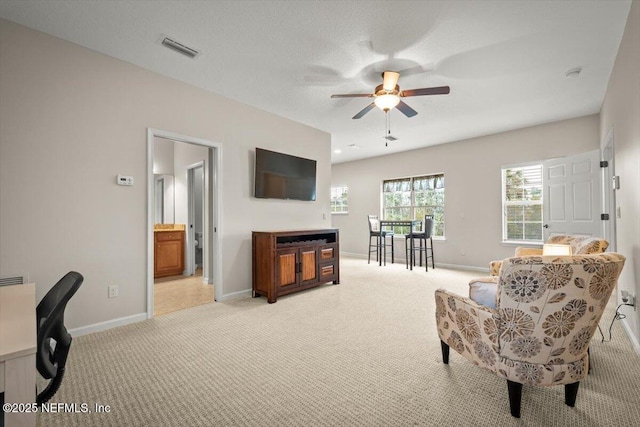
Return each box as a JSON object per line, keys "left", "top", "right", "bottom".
{"left": 340, "top": 252, "right": 490, "bottom": 274}
{"left": 340, "top": 251, "right": 367, "bottom": 259}
{"left": 217, "top": 289, "right": 252, "bottom": 301}
{"left": 620, "top": 318, "right": 640, "bottom": 355}
{"left": 69, "top": 313, "right": 147, "bottom": 337}
{"left": 435, "top": 263, "right": 490, "bottom": 273}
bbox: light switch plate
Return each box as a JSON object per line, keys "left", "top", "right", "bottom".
{"left": 117, "top": 174, "right": 134, "bottom": 186}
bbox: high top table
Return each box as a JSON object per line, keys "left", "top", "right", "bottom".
{"left": 0, "top": 283, "right": 37, "bottom": 427}
{"left": 378, "top": 220, "right": 422, "bottom": 270}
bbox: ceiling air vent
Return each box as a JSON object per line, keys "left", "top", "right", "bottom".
{"left": 160, "top": 35, "right": 200, "bottom": 59}
{"left": 384, "top": 135, "right": 398, "bottom": 142}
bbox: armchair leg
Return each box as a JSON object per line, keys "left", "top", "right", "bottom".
{"left": 440, "top": 340, "right": 450, "bottom": 364}
{"left": 565, "top": 382, "right": 580, "bottom": 407}
{"left": 507, "top": 380, "right": 522, "bottom": 418}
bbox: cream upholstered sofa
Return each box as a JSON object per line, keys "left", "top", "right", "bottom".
{"left": 489, "top": 235, "right": 609, "bottom": 276}
{"left": 435, "top": 253, "right": 625, "bottom": 418}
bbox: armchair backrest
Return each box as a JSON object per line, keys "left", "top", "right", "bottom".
{"left": 495, "top": 254, "right": 624, "bottom": 371}
{"left": 546, "top": 235, "right": 609, "bottom": 254}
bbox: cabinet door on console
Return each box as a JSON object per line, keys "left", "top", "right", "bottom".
{"left": 299, "top": 247, "right": 317, "bottom": 285}
{"left": 276, "top": 248, "right": 298, "bottom": 289}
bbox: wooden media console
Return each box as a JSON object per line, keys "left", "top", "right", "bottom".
{"left": 252, "top": 229, "right": 340, "bottom": 303}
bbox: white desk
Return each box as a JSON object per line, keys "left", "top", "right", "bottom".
{"left": 0, "top": 283, "right": 37, "bottom": 427}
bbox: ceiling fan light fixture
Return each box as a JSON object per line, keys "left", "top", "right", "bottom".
{"left": 382, "top": 71, "right": 400, "bottom": 91}
{"left": 374, "top": 94, "right": 400, "bottom": 111}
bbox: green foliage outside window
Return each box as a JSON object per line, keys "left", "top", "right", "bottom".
{"left": 382, "top": 175, "right": 445, "bottom": 237}
{"left": 331, "top": 186, "right": 349, "bottom": 214}
{"left": 503, "top": 165, "right": 543, "bottom": 242}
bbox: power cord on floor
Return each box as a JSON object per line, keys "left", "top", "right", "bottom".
{"left": 598, "top": 303, "right": 635, "bottom": 343}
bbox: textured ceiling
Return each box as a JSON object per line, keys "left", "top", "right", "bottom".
{"left": 0, "top": 1, "right": 632, "bottom": 163}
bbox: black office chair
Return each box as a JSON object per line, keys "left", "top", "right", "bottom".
{"left": 405, "top": 215, "right": 435, "bottom": 271}
{"left": 367, "top": 215, "right": 394, "bottom": 265}
{"left": 36, "top": 271, "right": 83, "bottom": 406}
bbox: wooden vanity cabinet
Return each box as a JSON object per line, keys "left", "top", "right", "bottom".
{"left": 154, "top": 230, "right": 185, "bottom": 278}
{"left": 252, "top": 229, "right": 340, "bottom": 303}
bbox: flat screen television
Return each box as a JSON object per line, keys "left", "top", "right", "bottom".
{"left": 254, "top": 148, "right": 317, "bottom": 201}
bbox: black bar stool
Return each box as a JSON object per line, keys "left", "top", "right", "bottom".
{"left": 405, "top": 215, "right": 435, "bottom": 270}
{"left": 367, "top": 215, "right": 394, "bottom": 265}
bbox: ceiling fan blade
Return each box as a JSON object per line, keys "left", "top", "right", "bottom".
{"left": 352, "top": 103, "right": 375, "bottom": 119}
{"left": 382, "top": 71, "right": 400, "bottom": 91}
{"left": 401, "top": 86, "right": 450, "bottom": 97}
{"left": 331, "top": 93, "right": 373, "bottom": 98}
{"left": 396, "top": 100, "right": 418, "bottom": 118}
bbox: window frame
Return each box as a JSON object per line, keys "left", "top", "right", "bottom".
{"left": 501, "top": 162, "right": 544, "bottom": 244}
{"left": 330, "top": 185, "right": 349, "bottom": 215}
{"left": 381, "top": 173, "right": 445, "bottom": 238}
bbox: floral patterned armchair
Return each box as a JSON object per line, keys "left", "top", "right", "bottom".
{"left": 436, "top": 253, "right": 625, "bottom": 418}
{"left": 489, "top": 235, "right": 609, "bottom": 276}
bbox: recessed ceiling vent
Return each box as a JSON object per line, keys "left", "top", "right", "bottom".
{"left": 384, "top": 135, "right": 398, "bottom": 142}
{"left": 159, "top": 35, "right": 200, "bottom": 59}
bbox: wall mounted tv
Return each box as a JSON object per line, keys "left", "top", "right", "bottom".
{"left": 254, "top": 148, "right": 317, "bottom": 201}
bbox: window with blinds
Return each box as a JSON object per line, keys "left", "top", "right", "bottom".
{"left": 330, "top": 186, "right": 349, "bottom": 214}
{"left": 382, "top": 174, "right": 445, "bottom": 237}
{"left": 502, "top": 164, "right": 543, "bottom": 242}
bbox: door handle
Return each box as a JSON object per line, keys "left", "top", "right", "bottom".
{"left": 543, "top": 224, "right": 549, "bottom": 228}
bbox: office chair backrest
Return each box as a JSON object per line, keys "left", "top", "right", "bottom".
{"left": 36, "top": 271, "right": 83, "bottom": 404}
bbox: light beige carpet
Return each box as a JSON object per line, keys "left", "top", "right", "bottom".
{"left": 38, "top": 257, "right": 640, "bottom": 426}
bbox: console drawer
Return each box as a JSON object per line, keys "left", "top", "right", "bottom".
{"left": 320, "top": 264, "right": 335, "bottom": 278}
{"left": 320, "top": 246, "right": 336, "bottom": 260}
{"left": 156, "top": 232, "right": 183, "bottom": 242}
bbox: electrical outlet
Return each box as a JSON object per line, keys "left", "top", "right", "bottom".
{"left": 621, "top": 290, "right": 629, "bottom": 302}
{"left": 621, "top": 290, "right": 636, "bottom": 310}
{"left": 108, "top": 285, "right": 119, "bottom": 298}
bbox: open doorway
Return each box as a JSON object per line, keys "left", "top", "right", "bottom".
{"left": 147, "top": 129, "right": 222, "bottom": 318}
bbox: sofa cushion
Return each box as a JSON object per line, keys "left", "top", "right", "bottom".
{"left": 468, "top": 276, "right": 499, "bottom": 309}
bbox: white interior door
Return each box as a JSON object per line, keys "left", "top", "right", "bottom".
{"left": 601, "top": 130, "right": 617, "bottom": 251}
{"left": 187, "top": 162, "right": 204, "bottom": 276}
{"left": 543, "top": 149, "right": 602, "bottom": 239}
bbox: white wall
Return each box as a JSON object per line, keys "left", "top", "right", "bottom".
{"left": 332, "top": 115, "right": 600, "bottom": 270}
{"left": 0, "top": 19, "right": 332, "bottom": 330}
{"left": 600, "top": 0, "right": 640, "bottom": 349}
{"left": 153, "top": 137, "right": 175, "bottom": 176}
